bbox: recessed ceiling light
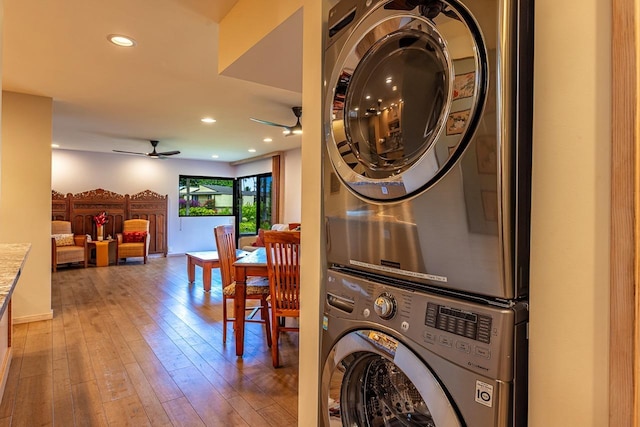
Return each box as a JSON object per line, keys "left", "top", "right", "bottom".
{"left": 107, "top": 34, "right": 136, "bottom": 47}
{"left": 248, "top": 149, "right": 257, "bottom": 153}
{"left": 201, "top": 117, "right": 216, "bottom": 124}
{"left": 51, "top": 144, "right": 59, "bottom": 148}
{"left": 263, "top": 138, "right": 272, "bottom": 142}
{"left": 211, "top": 154, "right": 219, "bottom": 159}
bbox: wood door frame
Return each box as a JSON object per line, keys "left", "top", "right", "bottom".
{"left": 611, "top": 0, "right": 639, "bottom": 424}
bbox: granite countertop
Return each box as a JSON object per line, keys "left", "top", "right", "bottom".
{"left": 0, "top": 243, "right": 30, "bottom": 318}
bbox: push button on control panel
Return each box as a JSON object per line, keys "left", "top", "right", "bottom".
{"left": 438, "top": 335, "right": 453, "bottom": 348}
{"left": 423, "top": 331, "right": 436, "bottom": 344}
{"left": 474, "top": 346, "right": 491, "bottom": 359}
{"left": 455, "top": 341, "right": 471, "bottom": 353}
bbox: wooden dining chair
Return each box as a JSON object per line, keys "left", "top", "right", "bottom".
{"left": 263, "top": 230, "right": 301, "bottom": 368}
{"left": 214, "top": 225, "right": 271, "bottom": 346}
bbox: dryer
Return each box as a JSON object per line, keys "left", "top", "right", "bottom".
{"left": 320, "top": 269, "right": 528, "bottom": 426}
{"left": 323, "top": 0, "right": 534, "bottom": 301}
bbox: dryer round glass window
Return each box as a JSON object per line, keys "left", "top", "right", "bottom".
{"left": 322, "top": 330, "right": 462, "bottom": 426}
{"left": 327, "top": 2, "right": 487, "bottom": 202}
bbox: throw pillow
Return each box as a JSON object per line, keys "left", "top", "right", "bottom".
{"left": 252, "top": 229, "right": 266, "bottom": 247}
{"left": 123, "top": 231, "right": 147, "bottom": 243}
{"left": 52, "top": 234, "right": 75, "bottom": 246}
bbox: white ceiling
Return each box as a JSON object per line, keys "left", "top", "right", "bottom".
{"left": 2, "top": 0, "right": 303, "bottom": 162}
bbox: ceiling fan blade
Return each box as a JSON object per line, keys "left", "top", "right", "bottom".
{"left": 249, "top": 117, "right": 290, "bottom": 128}
{"left": 157, "top": 150, "right": 180, "bottom": 156}
{"left": 113, "top": 149, "right": 146, "bottom": 156}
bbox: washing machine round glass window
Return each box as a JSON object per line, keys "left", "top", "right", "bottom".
{"left": 324, "top": 330, "right": 462, "bottom": 426}
{"left": 327, "top": 2, "right": 487, "bottom": 202}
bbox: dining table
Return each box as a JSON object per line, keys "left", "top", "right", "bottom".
{"left": 232, "top": 247, "right": 268, "bottom": 357}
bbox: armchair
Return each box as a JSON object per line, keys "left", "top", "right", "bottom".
{"left": 116, "top": 219, "right": 150, "bottom": 264}
{"left": 51, "top": 220, "right": 88, "bottom": 272}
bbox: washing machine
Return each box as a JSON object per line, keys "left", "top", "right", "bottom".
{"left": 321, "top": 268, "right": 528, "bottom": 426}
{"left": 323, "top": 0, "right": 534, "bottom": 301}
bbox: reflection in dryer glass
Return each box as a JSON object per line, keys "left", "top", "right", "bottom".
{"left": 331, "top": 352, "right": 436, "bottom": 426}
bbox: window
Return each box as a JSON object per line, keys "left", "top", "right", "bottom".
{"left": 179, "top": 176, "right": 235, "bottom": 216}
{"left": 237, "top": 173, "right": 272, "bottom": 236}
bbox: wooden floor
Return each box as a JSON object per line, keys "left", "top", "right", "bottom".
{"left": 0, "top": 255, "right": 299, "bottom": 426}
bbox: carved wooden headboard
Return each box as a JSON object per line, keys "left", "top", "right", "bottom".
{"left": 51, "top": 188, "right": 168, "bottom": 256}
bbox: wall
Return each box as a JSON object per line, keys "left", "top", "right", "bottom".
{"left": 52, "top": 148, "right": 302, "bottom": 254}
{"left": 298, "top": 1, "right": 324, "bottom": 425}
{"left": 218, "top": 0, "right": 302, "bottom": 73}
{"left": 0, "top": 91, "right": 53, "bottom": 321}
{"left": 283, "top": 148, "right": 301, "bottom": 223}
{"left": 528, "top": 0, "right": 610, "bottom": 425}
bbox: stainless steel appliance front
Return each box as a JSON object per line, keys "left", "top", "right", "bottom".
{"left": 323, "top": 0, "right": 534, "bottom": 300}
{"left": 320, "top": 269, "right": 529, "bottom": 426}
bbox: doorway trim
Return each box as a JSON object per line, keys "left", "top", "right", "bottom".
{"left": 610, "top": 0, "right": 639, "bottom": 424}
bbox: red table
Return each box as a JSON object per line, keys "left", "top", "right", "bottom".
{"left": 232, "top": 247, "right": 268, "bottom": 357}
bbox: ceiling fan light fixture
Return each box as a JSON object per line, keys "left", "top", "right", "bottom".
{"left": 113, "top": 140, "right": 180, "bottom": 159}
{"left": 252, "top": 106, "right": 302, "bottom": 137}
{"left": 107, "top": 34, "right": 136, "bottom": 47}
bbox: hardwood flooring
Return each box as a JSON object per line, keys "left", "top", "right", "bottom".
{"left": 0, "top": 255, "right": 299, "bottom": 426}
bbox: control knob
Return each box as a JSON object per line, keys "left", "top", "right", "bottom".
{"left": 374, "top": 293, "right": 396, "bottom": 319}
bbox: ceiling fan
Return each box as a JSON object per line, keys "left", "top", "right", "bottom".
{"left": 250, "top": 106, "right": 302, "bottom": 136}
{"left": 113, "top": 140, "right": 180, "bottom": 159}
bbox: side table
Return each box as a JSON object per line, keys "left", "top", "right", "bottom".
{"left": 88, "top": 240, "right": 116, "bottom": 267}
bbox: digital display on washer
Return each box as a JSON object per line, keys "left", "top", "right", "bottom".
{"left": 425, "top": 303, "right": 492, "bottom": 344}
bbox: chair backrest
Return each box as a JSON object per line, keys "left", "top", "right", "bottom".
{"left": 52, "top": 220, "right": 72, "bottom": 235}
{"left": 263, "top": 231, "right": 301, "bottom": 317}
{"left": 214, "top": 225, "right": 237, "bottom": 287}
{"left": 123, "top": 219, "right": 149, "bottom": 233}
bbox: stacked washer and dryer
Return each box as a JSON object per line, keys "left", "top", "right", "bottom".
{"left": 320, "top": 0, "right": 534, "bottom": 426}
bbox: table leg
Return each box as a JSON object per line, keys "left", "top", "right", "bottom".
{"left": 187, "top": 256, "right": 195, "bottom": 284}
{"left": 234, "top": 267, "right": 247, "bottom": 357}
{"left": 202, "top": 262, "right": 212, "bottom": 292}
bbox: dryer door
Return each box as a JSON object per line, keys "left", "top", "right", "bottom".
{"left": 321, "top": 329, "right": 462, "bottom": 426}
{"left": 326, "top": 1, "right": 487, "bottom": 202}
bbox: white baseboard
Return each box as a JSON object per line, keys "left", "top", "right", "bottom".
{"left": 13, "top": 310, "right": 54, "bottom": 325}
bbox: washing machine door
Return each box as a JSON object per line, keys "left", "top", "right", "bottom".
{"left": 326, "top": 1, "right": 487, "bottom": 202}
{"left": 322, "top": 329, "right": 462, "bottom": 426}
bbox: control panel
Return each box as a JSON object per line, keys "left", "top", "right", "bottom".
{"left": 425, "top": 303, "right": 492, "bottom": 344}
{"left": 324, "top": 268, "right": 524, "bottom": 380}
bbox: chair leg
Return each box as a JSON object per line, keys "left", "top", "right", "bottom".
{"left": 271, "top": 312, "right": 280, "bottom": 368}
{"left": 261, "top": 296, "right": 272, "bottom": 348}
{"left": 223, "top": 296, "right": 228, "bottom": 344}
{"left": 144, "top": 255, "right": 147, "bottom": 264}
